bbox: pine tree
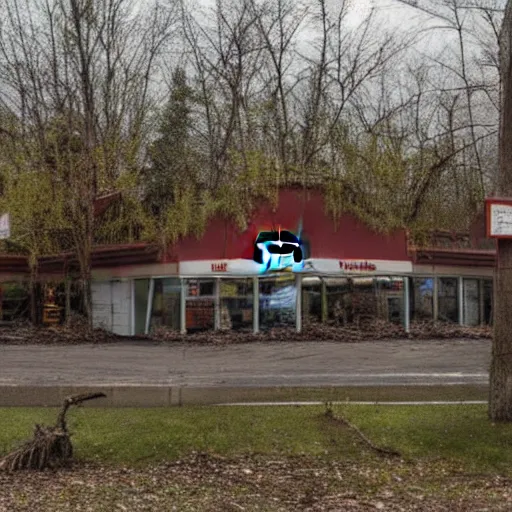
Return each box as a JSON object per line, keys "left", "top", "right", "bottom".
{"left": 147, "top": 67, "right": 196, "bottom": 217}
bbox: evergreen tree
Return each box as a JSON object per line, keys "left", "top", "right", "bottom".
{"left": 147, "top": 67, "right": 196, "bottom": 217}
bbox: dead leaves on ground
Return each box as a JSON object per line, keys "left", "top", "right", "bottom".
{"left": 0, "top": 454, "right": 511, "bottom": 511}
{"left": 0, "top": 319, "right": 491, "bottom": 346}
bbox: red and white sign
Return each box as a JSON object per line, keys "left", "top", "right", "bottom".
{"left": 486, "top": 197, "right": 512, "bottom": 238}
{"left": 179, "top": 258, "right": 412, "bottom": 276}
{"left": 339, "top": 260, "right": 376, "bottom": 272}
{"left": 306, "top": 259, "right": 411, "bottom": 274}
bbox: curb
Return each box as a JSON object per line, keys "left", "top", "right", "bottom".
{"left": 0, "top": 384, "right": 489, "bottom": 407}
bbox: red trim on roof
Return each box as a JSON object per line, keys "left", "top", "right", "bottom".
{"left": 411, "top": 247, "right": 496, "bottom": 267}
{"left": 38, "top": 243, "right": 160, "bottom": 273}
{"left": 93, "top": 191, "right": 122, "bottom": 218}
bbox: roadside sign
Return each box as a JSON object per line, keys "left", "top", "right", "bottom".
{"left": 486, "top": 198, "right": 512, "bottom": 238}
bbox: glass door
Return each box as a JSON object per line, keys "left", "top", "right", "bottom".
{"left": 463, "top": 278, "right": 480, "bottom": 326}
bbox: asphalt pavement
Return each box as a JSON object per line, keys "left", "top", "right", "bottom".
{"left": 0, "top": 338, "right": 490, "bottom": 387}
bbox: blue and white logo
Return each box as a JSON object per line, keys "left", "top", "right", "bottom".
{"left": 252, "top": 229, "right": 304, "bottom": 273}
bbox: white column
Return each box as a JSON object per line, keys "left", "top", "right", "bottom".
{"left": 253, "top": 276, "right": 259, "bottom": 334}
{"left": 321, "top": 279, "right": 327, "bottom": 322}
{"left": 214, "top": 278, "right": 221, "bottom": 330}
{"left": 130, "top": 279, "right": 135, "bottom": 336}
{"left": 296, "top": 274, "right": 302, "bottom": 333}
{"left": 144, "top": 278, "right": 155, "bottom": 335}
{"left": 180, "top": 278, "right": 187, "bottom": 334}
{"left": 458, "top": 276, "right": 464, "bottom": 325}
{"left": 403, "top": 277, "right": 410, "bottom": 333}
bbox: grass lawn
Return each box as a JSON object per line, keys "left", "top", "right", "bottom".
{"left": 1, "top": 404, "right": 512, "bottom": 511}
{"left": 1, "top": 404, "right": 512, "bottom": 470}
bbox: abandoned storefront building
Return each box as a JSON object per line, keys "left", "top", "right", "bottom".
{"left": 0, "top": 188, "right": 495, "bottom": 335}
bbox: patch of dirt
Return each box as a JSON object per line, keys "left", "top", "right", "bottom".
{"left": 0, "top": 319, "right": 491, "bottom": 346}
{"left": 141, "top": 320, "right": 492, "bottom": 345}
{"left": 0, "top": 325, "right": 121, "bottom": 345}
{"left": 0, "top": 453, "right": 510, "bottom": 511}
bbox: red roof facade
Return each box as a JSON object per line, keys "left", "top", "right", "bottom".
{"left": 0, "top": 189, "right": 498, "bottom": 277}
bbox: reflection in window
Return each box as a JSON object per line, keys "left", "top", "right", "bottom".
{"left": 483, "top": 279, "right": 493, "bottom": 325}
{"left": 325, "top": 278, "right": 377, "bottom": 325}
{"left": 351, "top": 278, "right": 377, "bottom": 323}
{"left": 375, "top": 277, "right": 403, "bottom": 324}
{"left": 411, "top": 278, "right": 433, "bottom": 321}
{"left": 188, "top": 279, "right": 214, "bottom": 297}
{"left": 0, "top": 282, "right": 29, "bottom": 323}
{"left": 150, "top": 278, "right": 181, "bottom": 333}
{"left": 325, "top": 277, "right": 350, "bottom": 324}
{"left": 438, "top": 277, "right": 458, "bottom": 323}
{"left": 219, "top": 279, "right": 253, "bottom": 331}
{"left": 134, "top": 279, "right": 149, "bottom": 335}
{"left": 463, "top": 278, "right": 480, "bottom": 326}
{"left": 302, "top": 277, "right": 322, "bottom": 325}
{"left": 186, "top": 279, "right": 214, "bottom": 332}
{"left": 259, "top": 276, "right": 296, "bottom": 330}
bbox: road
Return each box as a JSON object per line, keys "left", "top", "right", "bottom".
{"left": 0, "top": 339, "right": 490, "bottom": 387}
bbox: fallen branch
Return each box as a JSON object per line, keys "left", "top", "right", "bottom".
{"left": 0, "top": 392, "right": 106, "bottom": 471}
{"left": 323, "top": 405, "right": 401, "bottom": 458}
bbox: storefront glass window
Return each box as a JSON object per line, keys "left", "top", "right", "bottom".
{"left": 351, "top": 277, "right": 378, "bottom": 324}
{"left": 438, "top": 277, "right": 458, "bottom": 323}
{"left": 149, "top": 278, "right": 181, "bottom": 333}
{"left": 302, "top": 276, "right": 322, "bottom": 325}
{"left": 0, "top": 282, "right": 29, "bottom": 323}
{"left": 134, "top": 279, "right": 149, "bottom": 335}
{"left": 483, "top": 279, "right": 493, "bottom": 325}
{"left": 186, "top": 279, "right": 214, "bottom": 332}
{"left": 219, "top": 279, "right": 253, "bottom": 331}
{"left": 375, "top": 277, "right": 403, "bottom": 324}
{"left": 325, "top": 277, "right": 350, "bottom": 324}
{"left": 463, "top": 278, "right": 480, "bottom": 326}
{"left": 259, "top": 276, "right": 296, "bottom": 330}
{"left": 326, "top": 277, "right": 377, "bottom": 325}
{"left": 411, "top": 277, "right": 434, "bottom": 321}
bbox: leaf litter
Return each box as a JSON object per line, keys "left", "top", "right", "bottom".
{"left": 0, "top": 453, "right": 511, "bottom": 511}
{"left": 0, "top": 320, "right": 491, "bottom": 346}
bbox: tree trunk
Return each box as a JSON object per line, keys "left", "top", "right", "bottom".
{"left": 489, "top": 1, "right": 512, "bottom": 421}
{"left": 489, "top": 240, "right": 512, "bottom": 421}
{"left": 0, "top": 392, "right": 106, "bottom": 471}
{"left": 65, "top": 277, "right": 71, "bottom": 326}
{"left": 83, "top": 277, "right": 92, "bottom": 328}
{"left": 29, "top": 262, "right": 38, "bottom": 325}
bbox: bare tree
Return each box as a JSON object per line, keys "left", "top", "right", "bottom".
{"left": 0, "top": 0, "right": 177, "bottom": 323}
{"left": 395, "top": 0, "right": 504, "bottom": 191}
